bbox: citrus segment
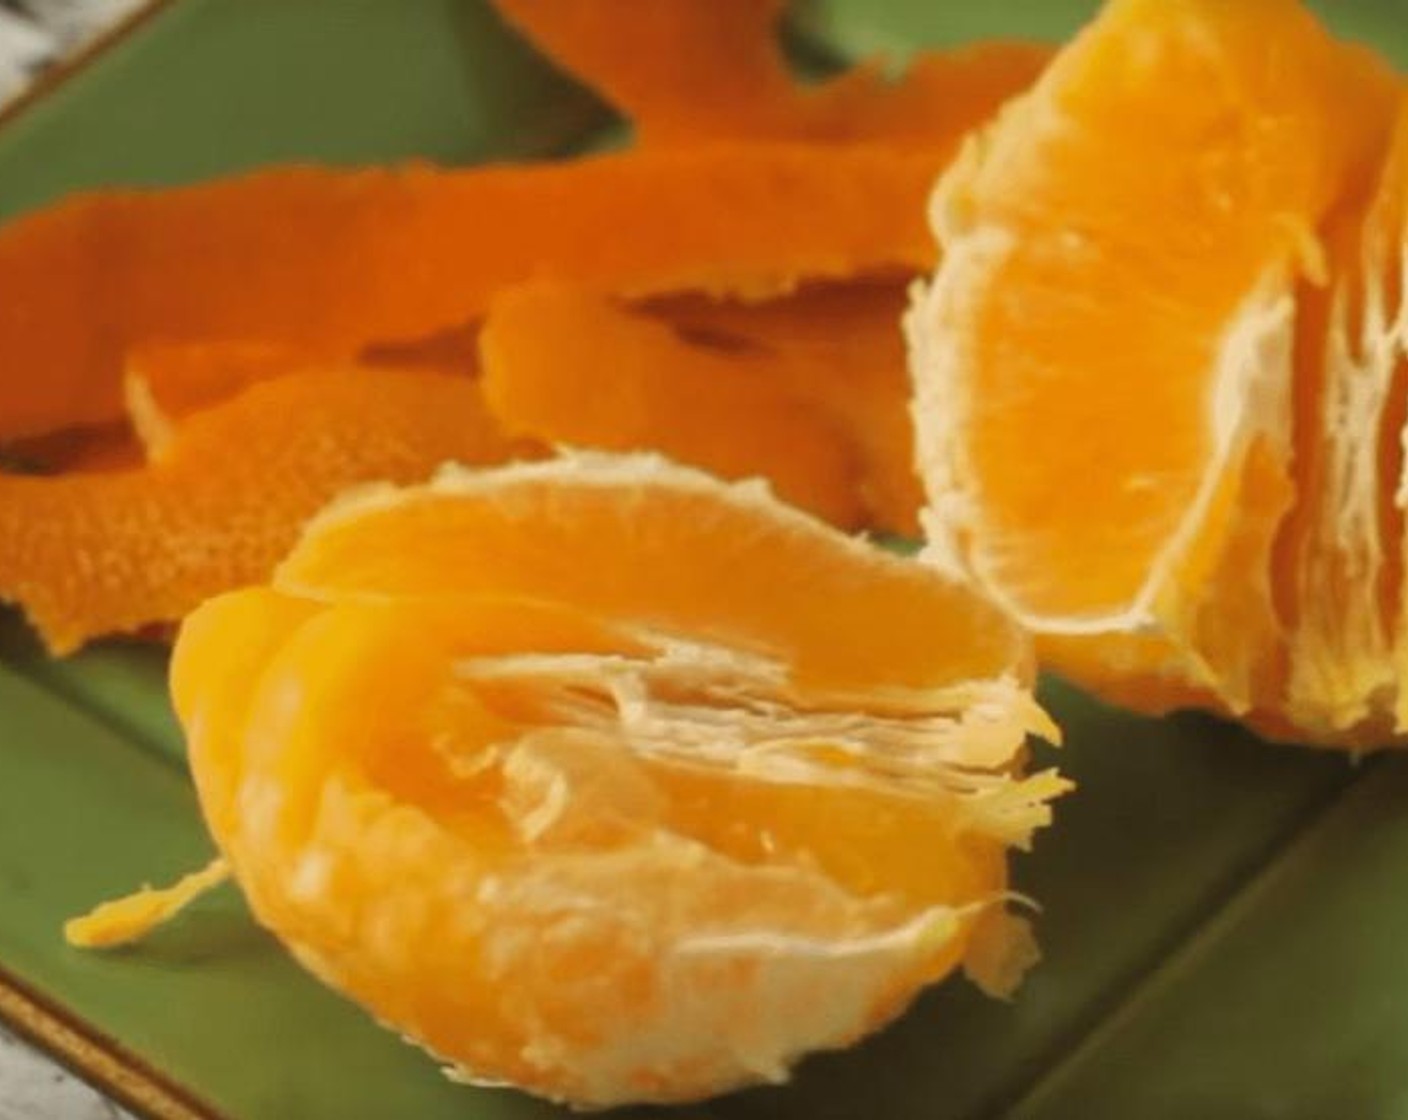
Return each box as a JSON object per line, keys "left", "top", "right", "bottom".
{"left": 1371, "top": 102, "right": 1408, "bottom": 732}
{"left": 490, "top": 0, "right": 1047, "bottom": 148}
{"left": 480, "top": 280, "right": 865, "bottom": 527}
{"left": 0, "top": 368, "right": 516, "bottom": 653}
{"left": 0, "top": 147, "right": 936, "bottom": 442}
{"left": 1276, "top": 144, "right": 1404, "bottom": 739}
{"left": 276, "top": 454, "right": 1032, "bottom": 695}
{"left": 909, "top": 0, "right": 1402, "bottom": 729}
{"left": 170, "top": 453, "right": 1066, "bottom": 1104}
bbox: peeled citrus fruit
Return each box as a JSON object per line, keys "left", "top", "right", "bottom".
{"left": 167, "top": 452, "right": 1066, "bottom": 1106}
{"left": 908, "top": 0, "right": 1406, "bottom": 745}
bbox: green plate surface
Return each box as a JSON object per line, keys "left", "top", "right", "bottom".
{"left": 0, "top": 2, "right": 1406, "bottom": 1118}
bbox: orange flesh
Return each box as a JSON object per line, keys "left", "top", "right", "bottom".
{"left": 0, "top": 368, "right": 517, "bottom": 653}
{"left": 274, "top": 458, "right": 1028, "bottom": 694}
{"left": 1375, "top": 103, "right": 1408, "bottom": 730}
{"left": 490, "top": 0, "right": 1047, "bottom": 148}
{"left": 1179, "top": 438, "right": 1297, "bottom": 713}
{"left": 171, "top": 455, "right": 1061, "bottom": 1106}
{"left": 910, "top": 0, "right": 1408, "bottom": 742}
{"left": 914, "top": 0, "right": 1399, "bottom": 626}
{"left": 480, "top": 280, "right": 865, "bottom": 528}
{"left": 0, "top": 146, "right": 937, "bottom": 443}
{"left": 1273, "top": 180, "right": 1393, "bottom": 735}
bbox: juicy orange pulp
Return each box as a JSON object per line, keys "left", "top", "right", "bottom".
{"left": 909, "top": 0, "right": 1408, "bottom": 745}
{"left": 169, "top": 454, "right": 1065, "bottom": 1106}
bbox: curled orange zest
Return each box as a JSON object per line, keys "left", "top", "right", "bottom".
{"left": 0, "top": 145, "right": 937, "bottom": 441}
{"left": 654, "top": 279, "right": 926, "bottom": 534}
{"left": 0, "top": 367, "right": 517, "bottom": 653}
{"left": 480, "top": 280, "right": 865, "bottom": 528}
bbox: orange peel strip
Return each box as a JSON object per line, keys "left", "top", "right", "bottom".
{"left": 166, "top": 451, "right": 1065, "bottom": 1106}
{"left": 123, "top": 340, "right": 328, "bottom": 459}
{"left": 0, "top": 367, "right": 518, "bottom": 653}
{"left": 0, "top": 145, "right": 937, "bottom": 442}
{"left": 491, "top": 0, "right": 1048, "bottom": 147}
{"left": 491, "top": 0, "right": 794, "bottom": 143}
{"left": 126, "top": 338, "right": 485, "bottom": 461}
{"left": 479, "top": 280, "right": 865, "bottom": 528}
{"left": 653, "top": 279, "right": 925, "bottom": 534}
{"left": 1, "top": 421, "right": 143, "bottom": 475}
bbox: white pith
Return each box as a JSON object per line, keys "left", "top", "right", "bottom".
{"left": 1286, "top": 239, "right": 1406, "bottom": 732}
{"left": 455, "top": 634, "right": 1058, "bottom": 837}
{"left": 244, "top": 451, "right": 1066, "bottom": 1105}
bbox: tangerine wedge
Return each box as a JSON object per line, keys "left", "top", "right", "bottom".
{"left": 168, "top": 452, "right": 1067, "bottom": 1106}
{"left": 1274, "top": 91, "right": 1408, "bottom": 740}
{"left": 1376, "top": 105, "right": 1408, "bottom": 733}
{"left": 908, "top": 0, "right": 1403, "bottom": 741}
{"left": 0, "top": 146, "right": 937, "bottom": 443}
{"left": 491, "top": 0, "right": 1048, "bottom": 148}
{"left": 0, "top": 368, "right": 516, "bottom": 653}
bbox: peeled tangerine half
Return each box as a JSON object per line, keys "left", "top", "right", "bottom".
{"left": 908, "top": 0, "right": 1406, "bottom": 745}
{"left": 165, "top": 453, "right": 1066, "bottom": 1107}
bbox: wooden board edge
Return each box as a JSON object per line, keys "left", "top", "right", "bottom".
{"left": 0, "top": 960, "right": 223, "bottom": 1120}
{"left": 0, "top": 0, "right": 179, "bottom": 131}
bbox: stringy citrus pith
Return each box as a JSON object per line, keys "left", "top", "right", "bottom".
{"left": 908, "top": 0, "right": 1407, "bottom": 746}
{"left": 157, "top": 453, "right": 1067, "bottom": 1106}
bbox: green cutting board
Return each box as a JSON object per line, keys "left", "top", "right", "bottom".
{"left": 0, "top": 2, "right": 1406, "bottom": 1118}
